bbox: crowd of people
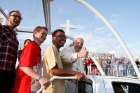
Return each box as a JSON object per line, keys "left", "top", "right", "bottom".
{"left": 0, "top": 10, "right": 88, "bottom": 93}
{"left": 100, "top": 58, "right": 140, "bottom": 77}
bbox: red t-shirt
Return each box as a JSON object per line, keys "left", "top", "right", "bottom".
{"left": 13, "top": 41, "right": 41, "bottom": 93}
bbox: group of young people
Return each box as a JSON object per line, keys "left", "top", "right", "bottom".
{"left": 0, "top": 10, "right": 88, "bottom": 93}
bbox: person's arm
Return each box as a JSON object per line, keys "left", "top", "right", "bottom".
{"left": 61, "top": 47, "right": 78, "bottom": 63}
{"left": 61, "top": 47, "right": 88, "bottom": 63}
{"left": 49, "top": 66, "right": 76, "bottom": 76}
{"left": 44, "top": 47, "right": 76, "bottom": 75}
{"left": 20, "top": 67, "right": 50, "bottom": 87}
{"left": 20, "top": 67, "right": 41, "bottom": 79}
{"left": 44, "top": 46, "right": 86, "bottom": 80}
{"left": 49, "top": 66, "right": 86, "bottom": 80}
{"left": 19, "top": 43, "right": 50, "bottom": 87}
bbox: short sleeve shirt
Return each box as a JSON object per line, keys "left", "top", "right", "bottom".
{"left": 43, "top": 45, "right": 64, "bottom": 93}
{"left": 13, "top": 41, "right": 41, "bottom": 93}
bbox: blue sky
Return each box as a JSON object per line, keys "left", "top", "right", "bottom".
{"left": 0, "top": 0, "right": 140, "bottom": 58}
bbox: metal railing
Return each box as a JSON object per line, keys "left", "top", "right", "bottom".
{"left": 100, "top": 64, "right": 140, "bottom": 77}
{"left": 36, "top": 76, "right": 76, "bottom": 93}
{"left": 85, "top": 63, "right": 140, "bottom": 77}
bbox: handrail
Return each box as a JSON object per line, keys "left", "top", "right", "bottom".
{"left": 36, "top": 76, "right": 76, "bottom": 93}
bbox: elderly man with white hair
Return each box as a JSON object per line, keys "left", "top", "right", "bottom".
{"left": 60, "top": 37, "right": 88, "bottom": 93}
{"left": 61, "top": 37, "right": 88, "bottom": 72}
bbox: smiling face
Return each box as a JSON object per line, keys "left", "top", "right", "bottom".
{"left": 33, "top": 26, "right": 48, "bottom": 45}
{"left": 7, "top": 11, "right": 22, "bottom": 29}
{"left": 52, "top": 30, "right": 66, "bottom": 49}
{"left": 35, "top": 29, "right": 48, "bottom": 44}
{"left": 74, "top": 37, "right": 84, "bottom": 52}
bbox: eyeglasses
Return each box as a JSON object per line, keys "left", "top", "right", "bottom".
{"left": 10, "top": 15, "right": 22, "bottom": 19}
{"left": 55, "top": 35, "right": 66, "bottom": 40}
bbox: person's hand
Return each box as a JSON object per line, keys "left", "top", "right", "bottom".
{"left": 77, "top": 48, "right": 88, "bottom": 58}
{"left": 74, "top": 72, "right": 86, "bottom": 80}
{"left": 39, "top": 77, "right": 50, "bottom": 89}
{"left": 81, "top": 73, "right": 86, "bottom": 79}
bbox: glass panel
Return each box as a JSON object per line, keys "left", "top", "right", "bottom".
{"left": 112, "top": 82, "right": 140, "bottom": 93}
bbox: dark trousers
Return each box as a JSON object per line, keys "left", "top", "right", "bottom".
{"left": 78, "top": 79, "right": 93, "bottom": 93}
{"left": 0, "top": 70, "right": 15, "bottom": 93}
{"left": 78, "top": 80, "right": 86, "bottom": 93}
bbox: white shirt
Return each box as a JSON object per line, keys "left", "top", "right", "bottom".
{"left": 60, "top": 46, "right": 85, "bottom": 72}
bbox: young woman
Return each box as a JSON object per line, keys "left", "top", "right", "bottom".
{"left": 13, "top": 26, "right": 50, "bottom": 93}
